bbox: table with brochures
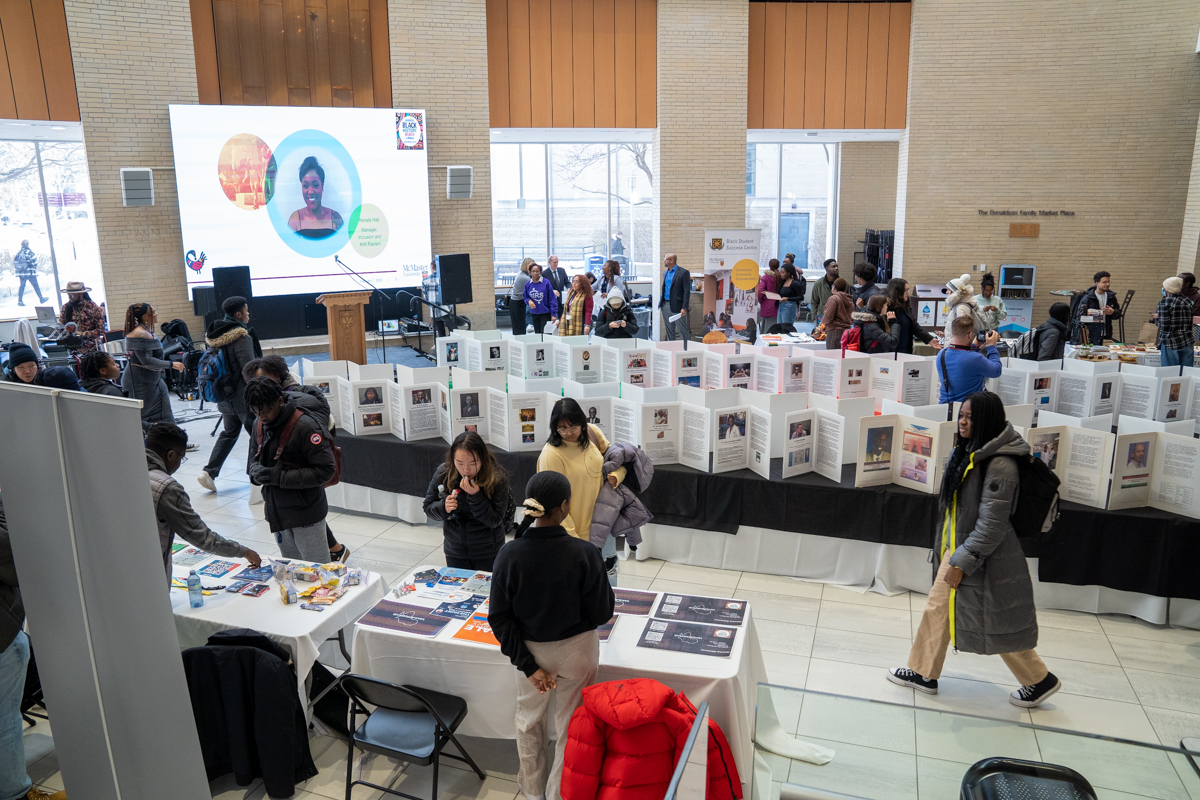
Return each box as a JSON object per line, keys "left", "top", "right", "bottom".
{"left": 350, "top": 565, "right": 766, "bottom": 787}
{"left": 169, "top": 547, "right": 386, "bottom": 707}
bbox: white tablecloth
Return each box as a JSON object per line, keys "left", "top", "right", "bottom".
{"left": 350, "top": 566, "right": 765, "bottom": 792}
{"left": 171, "top": 554, "right": 386, "bottom": 702}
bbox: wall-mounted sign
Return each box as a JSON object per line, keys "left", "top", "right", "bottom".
{"left": 978, "top": 209, "right": 1075, "bottom": 217}
{"left": 1010, "top": 223, "right": 1040, "bottom": 238}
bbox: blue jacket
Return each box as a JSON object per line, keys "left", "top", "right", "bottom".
{"left": 937, "top": 345, "right": 1002, "bottom": 403}
{"left": 523, "top": 278, "right": 559, "bottom": 316}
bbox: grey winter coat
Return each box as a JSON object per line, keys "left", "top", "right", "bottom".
{"left": 589, "top": 442, "right": 654, "bottom": 548}
{"left": 939, "top": 423, "right": 1038, "bottom": 655}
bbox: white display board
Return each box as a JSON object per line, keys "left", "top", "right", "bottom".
{"left": 854, "top": 414, "right": 955, "bottom": 495}
{"left": 389, "top": 382, "right": 442, "bottom": 441}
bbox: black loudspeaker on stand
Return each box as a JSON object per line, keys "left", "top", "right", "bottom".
{"left": 436, "top": 253, "right": 473, "bottom": 305}
{"left": 213, "top": 265, "right": 253, "bottom": 308}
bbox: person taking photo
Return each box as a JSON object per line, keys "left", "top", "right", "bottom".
{"left": 937, "top": 316, "right": 1002, "bottom": 404}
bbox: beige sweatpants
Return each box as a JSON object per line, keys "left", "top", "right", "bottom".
{"left": 909, "top": 552, "right": 1048, "bottom": 685}
{"left": 513, "top": 630, "right": 600, "bottom": 800}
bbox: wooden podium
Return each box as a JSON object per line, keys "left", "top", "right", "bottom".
{"left": 316, "top": 291, "right": 373, "bottom": 364}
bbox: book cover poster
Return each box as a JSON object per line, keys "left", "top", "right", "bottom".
{"left": 359, "top": 600, "right": 453, "bottom": 636}
{"left": 653, "top": 594, "right": 747, "bottom": 626}
{"left": 637, "top": 619, "right": 738, "bottom": 657}
{"left": 453, "top": 612, "right": 500, "bottom": 645}
{"left": 613, "top": 588, "right": 657, "bottom": 616}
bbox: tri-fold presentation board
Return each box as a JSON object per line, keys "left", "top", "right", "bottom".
{"left": 992, "top": 359, "right": 1059, "bottom": 422}
{"left": 810, "top": 351, "right": 871, "bottom": 399}
{"left": 600, "top": 340, "right": 654, "bottom": 386}
{"left": 781, "top": 408, "right": 845, "bottom": 482}
{"left": 854, "top": 414, "right": 955, "bottom": 494}
{"left": 651, "top": 348, "right": 704, "bottom": 387}
{"left": 462, "top": 338, "right": 509, "bottom": 372}
{"left": 1108, "top": 430, "right": 1200, "bottom": 518}
{"left": 554, "top": 337, "right": 603, "bottom": 384}
{"left": 509, "top": 336, "right": 555, "bottom": 379}
{"left": 704, "top": 347, "right": 756, "bottom": 390}
{"left": 754, "top": 350, "right": 811, "bottom": 394}
{"left": 867, "top": 354, "right": 936, "bottom": 410}
{"left": 1116, "top": 365, "right": 1193, "bottom": 423}
{"left": 1026, "top": 424, "right": 1116, "bottom": 509}
{"left": 337, "top": 378, "right": 392, "bottom": 434}
{"left": 1055, "top": 365, "right": 1121, "bottom": 420}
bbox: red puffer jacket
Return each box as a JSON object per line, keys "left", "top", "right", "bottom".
{"left": 560, "top": 678, "right": 742, "bottom": 800}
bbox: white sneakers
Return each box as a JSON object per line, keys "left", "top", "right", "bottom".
{"left": 197, "top": 471, "right": 216, "bottom": 491}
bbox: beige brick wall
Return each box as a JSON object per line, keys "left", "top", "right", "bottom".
{"left": 654, "top": 0, "right": 748, "bottom": 328}
{"left": 63, "top": 0, "right": 202, "bottom": 335}
{"left": 838, "top": 142, "right": 898, "bottom": 268}
{"left": 896, "top": 0, "right": 1200, "bottom": 330}
{"left": 389, "top": 0, "right": 496, "bottom": 329}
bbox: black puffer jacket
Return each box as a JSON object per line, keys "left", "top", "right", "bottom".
{"left": 251, "top": 400, "right": 336, "bottom": 532}
{"left": 889, "top": 304, "right": 935, "bottom": 354}
{"left": 0, "top": 497, "right": 25, "bottom": 653}
{"left": 422, "top": 464, "right": 513, "bottom": 565}
{"left": 593, "top": 302, "right": 640, "bottom": 339}
{"left": 205, "top": 318, "right": 256, "bottom": 419}
{"left": 850, "top": 310, "right": 899, "bottom": 354}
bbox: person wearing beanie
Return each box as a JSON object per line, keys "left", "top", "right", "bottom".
{"left": 36, "top": 367, "right": 82, "bottom": 392}
{"left": 1032, "top": 302, "right": 1072, "bottom": 361}
{"left": 942, "top": 273, "right": 986, "bottom": 339}
{"left": 1155, "top": 276, "right": 1195, "bottom": 367}
{"left": 1075, "top": 271, "right": 1121, "bottom": 345}
{"left": 2, "top": 345, "right": 39, "bottom": 384}
{"left": 488, "top": 471, "right": 614, "bottom": 800}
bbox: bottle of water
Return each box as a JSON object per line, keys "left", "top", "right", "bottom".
{"left": 187, "top": 570, "right": 204, "bottom": 608}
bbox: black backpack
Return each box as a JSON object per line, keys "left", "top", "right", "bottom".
{"left": 1009, "top": 326, "right": 1043, "bottom": 360}
{"left": 983, "top": 452, "right": 1061, "bottom": 553}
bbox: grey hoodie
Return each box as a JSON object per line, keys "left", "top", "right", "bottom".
{"left": 939, "top": 423, "right": 1038, "bottom": 655}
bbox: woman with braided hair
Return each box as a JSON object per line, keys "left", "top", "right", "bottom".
{"left": 122, "top": 302, "right": 187, "bottom": 431}
{"left": 888, "top": 390, "right": 1061, "bottom": 708}
{"left": 488, "top": 471, "right": 615, "bottom": 800}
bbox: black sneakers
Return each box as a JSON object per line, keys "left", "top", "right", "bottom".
{"left": 1010, "top": 672, "right": 1061, "bottom": 708}
{"left": 887, "top": 667, "right": 938, "bottom": 694}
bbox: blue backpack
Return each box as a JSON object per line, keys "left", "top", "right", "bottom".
{"left": 198, "top": 346, "right": 232, "bottom": 403}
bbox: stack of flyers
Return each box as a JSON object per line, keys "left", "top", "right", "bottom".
{"left": 412, "top": 568, "right": 442, "bottom": 585}
{"left": 437, "top": 568, "right": 477, "bottom": 588}
{"left": 462, "top": 572, "right": 492, "bottom": 596}
{"left": 173, "top": 547, "right": 209, "bottom": 567}
{"left": 359, "top": 600, "right": 453, "bottom": 637}
{"left": 612, "top": 588, "right": 656, "bottom": 616}
{"left": 197, "top": 560, "right": 242, "bottom": 578}
{"left": 598, "top": 616, "right": 618, "bottom": 642}
{"left": 652, "top": 594, "right": 747, "bottom": 626}
{"left": 453, "top": 612, "right": 499, "bottom": 646}
{"left": 416, "top": 585, "right": 473, "bottom": 604}
{"left": 431, "top": 594, "right": 486, "bottom": 620}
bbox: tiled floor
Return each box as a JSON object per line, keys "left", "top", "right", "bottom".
{"left": 21, "top": 397, "right": 1200, "bottom": 799}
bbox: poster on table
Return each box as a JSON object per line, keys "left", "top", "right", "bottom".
{"left": 435, "top": 335, "right": 466, "bottom": 368}
{"left": 854, "top": 414, "right": 954, "bottom": 494}
{"left": 337, "top": 379, "right": 391, "bottom": 435}
{"left": 1107, "top": 431, "right": 1200, "bottom": 518}
{"left": 464, "top": 338, "right": 508, "bottom": 372}
{"left": 612, "top": 588, "right": 657, "bottom": 616}
{"left": 753, "top": 351, "right": 809, "bottom": 394}
{"left": 1154, "top": 375, "right": 1192, "bottom": 423}
{"left": 509, "top": 339, "right": 554, "bottom": 379}
{"left": 680, "top": 403, "right": 713, "bottom": 471}
{"left": 1117, "top": 372, "right": 1158, "bottom": 420}
{"left": 450, "top": 386, "right": 488, "bottom": 439}
{"left": 782, "top": 410, "right": 817, "bottom": 478}
{"left": 704, "top": 351, "right": 755, "bottom": 390}
{"left": 812, "top": 409, "right": 845, "bottom": 482}
{"left": 704, "top": 228, "right": 762, "bottom": 334}
{"left": 1056, "top": 371, "right": 1122, "bottom": 418}
{"left": 810, "top": 353, "right": 870, "bottom": 399}
{"left": 389, "top": 382, "right": 441, "bottom": 441}
{"left": 358, "top": 600, "right": 453, "bottom": 636}
{"left": 578, "top": 396, "right": 638, "bottom": 446}
{"left": 868, "top": 356, "right": 935, "bottom": 411}
{"left": 712, "top": 406, "right": 750, "bottom": 473}
{"left": 651, "top": 349, "right": 703, "bottom": 388}
{"left": 304, "top": 373, "right": 341, "bottom": 424}
{"left": 601, "top": 346, "right": 652, "bottom": 386}
{"left": 488, "top": 390, "right": 554, "bottom": 452}
{"left": 1026, "top": 425, "right": 1115, "bottom": 509}
{"left": 637, "top": 618, "right": 737, "bottom": 657}
{"left": 995, "top": 369, "right": 1058, "bottom": 422}
{"left": 553, "top": 340, "right": 601, "bottom": 384}
{"left": 640, "top": 403, "right": 679, "bottom": 464}
{"left": 653, "top": 593, "right": 747, "bottom": 625}
{"left": 782, "top": 354, "right": 812, "bottom": 393}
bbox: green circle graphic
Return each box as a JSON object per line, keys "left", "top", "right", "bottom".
{"left": 349, "top": 203, "right": 388, "bottom": 258}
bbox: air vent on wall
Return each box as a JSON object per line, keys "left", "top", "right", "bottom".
{"left": 446, "top": 165, "right": 473, "bottom": 200}
{"left": 120, "top": 168, "right": 154, "bottom": 206}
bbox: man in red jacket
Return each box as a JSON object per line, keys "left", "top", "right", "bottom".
{"left": 560, "top": 678, "right": 742, "bottom": 800}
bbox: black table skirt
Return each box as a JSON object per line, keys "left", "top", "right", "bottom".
{"left": 335, "top": 432, "right": 1200, "bottom": 601}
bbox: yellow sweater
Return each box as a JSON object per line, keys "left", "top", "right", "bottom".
{"left": 536, "top": 425, "right": 626, "bottom": 542}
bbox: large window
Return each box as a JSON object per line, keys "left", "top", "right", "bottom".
{"left": 491, "top": 135, "right": 655, "bottom": 286}
{"left": 745, "top": 142, "right": 835, "bottom": 272}
{"left": 0, "top": 124, "right": 103, "bottom": 321}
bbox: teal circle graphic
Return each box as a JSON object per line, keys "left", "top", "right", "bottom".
{"left": 267, "top": 129, "right": 361, "bottom": 258}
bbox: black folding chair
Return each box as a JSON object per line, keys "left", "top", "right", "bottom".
{"left": 961, "top": 757, "right": 1096, "bottom": 800}
{"left": 339, "top": 675, "right": 484, "bottom": 800}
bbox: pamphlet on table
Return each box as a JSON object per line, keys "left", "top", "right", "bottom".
{"left": 636, "top": 619, "right": 738, "bottom": 657}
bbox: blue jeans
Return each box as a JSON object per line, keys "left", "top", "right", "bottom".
{"left": 1161, "top": 346, "right": 1195, "bottom": 368}
{"left": 778, "top": 301, "right": 799, "bottom": 325}
{"left": 1, "top": 631, "right": 32, "bottom": 800}
{"left": 601, "top": 535, "right": 617, "bottom": 586}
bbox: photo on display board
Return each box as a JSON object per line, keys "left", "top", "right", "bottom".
{"left": 519, "top": 408, "right": 536, "bottom": 422}
{"left": 900, "top": 457, "right": 930, "bottom": 485}
{"left": 489, "top": 346, "right": 501, "bottom": 360}
{"left": 1034, "top": 377, "right": 1051, "bottom": 391}
{"left": 678, "top": 376, "right": 701, "bottom": 387}
{"left": 586, "top": 407, "right": 601, "bottom": 425}
{"left": 628, "top": 355, "right": 647, "bottom": 368}
{"left": 522, "top": 424, "right": 535, "bottom": 433}
{"left": 362, "top": 412, "right": 383, "bottom": 427}
{"left": 653, "top": 408, "right": 669, "bottom": 427}
{"left": 1167, "top": 408, "right": 1178, "bottom": 419}
{"left": 440, "top": 390, "right": 447, "bottom": 411}
{"left": 446, "top": 343, "right": 458, "bottom": 362}
{"left": 1123, "top": 441, "right": 1151, "bottom": 487}
{"left": 682, "top": 357, "right": 699, "bottom": 369}
{"left": 359, "top": 386, "right": 384, "bottom": 405}
{"left": 535, "top": 348, "right": 545, "bottom": 362}
{"left": 787, "top": 448, "right": 811, "bottom": 467}
{"left": 464, "top": 424, "right": 478, "bottom": 433}
{"left": 863, "top": 427, "right": 893, "bottom": 471}
{"left": 316, "top": 381, "right": 331, "bottom": 394}
{"left": 791, "top": 363, "right": 804, "bottom": 378}
{"left": 411, "top": 388, "right": 432, "bottom": 405}
{"left": 1169, "top": 383, "right": 1181, "bottom": 403}
{"left": 582, "top": 351, "right": 591, "bottom": 362}
{"left": 718, "top": 412, "right": 746, "bottom": 441}
{"left": 1032, "top": 432, "right": 1060, "bottom": 471}
{"left": 789, "top": 420, "right": 812, "bottom": 439}
{"left": 903, "top": 430, "right": 933, "bottom": 456}
{"left": 460, "top": 392, "right": 481, "bottom": 418}
{"left": 729, "top": 362, "right": 752, "bottom": 381}
{"left": 1100, "top": 382, "right": 1113, "bottom": 400}
{"left": 630, "top": 373, "right": 644, "bottom": 384}
{"left": 522, "top": 433, "right": 536, "bottom": 443}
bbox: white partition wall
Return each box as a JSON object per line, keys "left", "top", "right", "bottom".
{"left": 0, "top": 384, "right": 210, "bottom": 799}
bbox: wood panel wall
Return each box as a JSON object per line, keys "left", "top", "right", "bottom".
{"left": 0, "top": 0, "right": 79, "bottom": 121}
{"left": 748, "top": 2, "right": 909, "bottom": 129}
{"left": 487, "top": 0, "right": 656, "bottom": 128}
{"left": 191, "top": 0, "right": 392, "bottom": 108}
